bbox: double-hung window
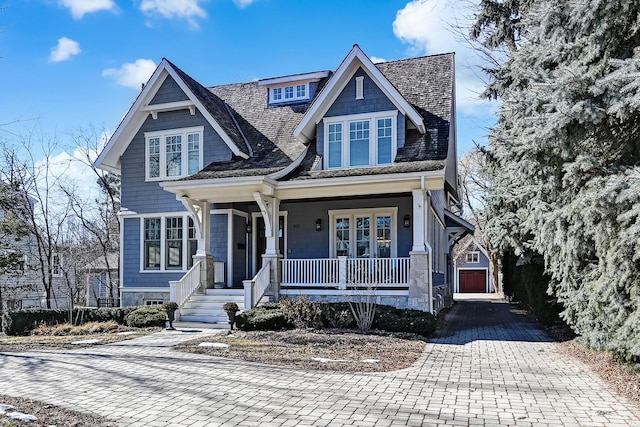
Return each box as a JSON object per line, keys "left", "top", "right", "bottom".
{"left": 145, "top": 126, "right": 203, "bottom": 180}
{"left": 324, "top": 111, "right": 397, "bottom": 169}
{"left": 142, "top": 216, "right": 198, "bottom": 271}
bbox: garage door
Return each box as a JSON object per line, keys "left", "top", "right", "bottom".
{"left": 459, "top": 270, "right": 487, "bottom": 293}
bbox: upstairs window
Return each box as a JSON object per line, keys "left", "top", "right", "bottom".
{"left": 466, "top": 251, "right": 480, "bottom": 263}
{"left": 269, "top": 83, "right": 310, "bottom": 104}
{"left": 145, "top": 126, "right": 203, "bottom": 181}
{"left": 324, "top": 111, "right": 397, "bottom": 169}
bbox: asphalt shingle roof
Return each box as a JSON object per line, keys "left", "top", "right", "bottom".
{"left": 181, "top": 52, "right": 454, "bottom": 181}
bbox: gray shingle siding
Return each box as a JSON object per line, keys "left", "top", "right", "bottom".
{"left": 325, "top": 67, "right": 396, "bottom": 118}
{"left": 149, "top": 75, "right": 189, "bottom": 105}
{"left": 120, "top": 109, "right": 232, "bottom": 214}
{"left": 432, "top": 272, "right": 445, "bottom": 287}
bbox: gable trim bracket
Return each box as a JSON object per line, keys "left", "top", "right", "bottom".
{"left": 293, "top": 44, "right": 425, "bottom": 144}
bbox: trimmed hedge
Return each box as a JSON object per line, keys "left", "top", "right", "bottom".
{"left": 235, "top": 303, "right": 291, "bottom": 331}
{"left": 1, "top": 306, "right": 141, "bottom": 336}
{"left": 236, "top": 302, "right": 436, "bottom": 337}
{"left": 124, "top": 305, "right": 167, "bottom": 328}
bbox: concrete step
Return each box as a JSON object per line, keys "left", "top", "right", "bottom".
{"left": 189, "top": 294, "right": 244, "bottom": 303}
{"left": 204, "top": 288, "right": 244, "bottom": 296}
{"left": 178, "top": 314, "right": 231, "bottom": 323}
{"left": 182, "top": 301, "right": 246, "bottom": 311}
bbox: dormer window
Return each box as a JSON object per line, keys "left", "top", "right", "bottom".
{"left": 324, "top": 111, "right": 397, "bottom": 169}
{"left": 269, "top": 83, "right": 309, "bottom": 104}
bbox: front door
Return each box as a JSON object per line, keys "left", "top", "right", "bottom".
{"left": 253, "top": 215, "right": 285, "bottom": 275}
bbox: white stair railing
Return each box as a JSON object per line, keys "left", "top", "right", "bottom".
{"left": 169, "top": 260, "right": 202, "bottom": 307}
{"left": 243, "top": 263, "right": 270, "bottom": 309}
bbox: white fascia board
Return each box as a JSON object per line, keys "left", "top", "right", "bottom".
{"left": 280, "top": 169, "right": 443, "bottom": 189}
{"left": 164, "top": 67, "right": 249, "bottom": 160}
{"left": 258, "top": 71, "right": 331, "bottom": 86}
{"left": 293, "top": 45, "right": 425, "bottom": 143}
{"left": 94, "top": 62, "right": 170, "bottom": 173}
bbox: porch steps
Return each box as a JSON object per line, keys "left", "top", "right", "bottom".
{"left": 178, "top": 288, "right": 245, "bottom": 325}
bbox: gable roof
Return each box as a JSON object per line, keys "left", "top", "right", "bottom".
{"left": 94, "top": 59, "right": 248, "bottom": 174}
{"left": 294, "top": 44, "right": 426, "bottom": 144}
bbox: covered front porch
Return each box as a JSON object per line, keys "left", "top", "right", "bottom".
{"left": 163, "top": 171, "right": 460, "bottom": 314}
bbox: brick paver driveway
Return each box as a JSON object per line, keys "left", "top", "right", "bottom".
{"left": 2, "top": 294, "right": 639, "bottom": 426}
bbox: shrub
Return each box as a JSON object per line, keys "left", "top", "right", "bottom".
{"left": 124, "top": 305, "right": 167, "bottom": 328}
{"left": 235, "top": 304, "right": 291, "bottom": 331}
{"left": 1, "top": 307, "right": 142, "bottom": 336}
{"left": 374, "top": 305, "right": 436, "bottom": 337}
{"left": 280, "top": 297, "right": 323, "bottom": 329}
{"left": 162, "top": 301, "right": 179, "bottom": 310}
{"left": 222, "top": 302, "right": 239, "bottom": 312}
{"left": 31, "top": 321, "right": 120, "bottom": 336}
{"left": 321, "top": 303, "right": 356, "bottom": 329}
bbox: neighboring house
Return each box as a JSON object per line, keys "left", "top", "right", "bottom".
{"left": 84, "top": 252, "right": 119, "bottom": 307}
{"left": 95, "top": 45, "right": 472, "bottom": 320}
{"left": 453, "top": 235, "right": 494, "bottom": 293}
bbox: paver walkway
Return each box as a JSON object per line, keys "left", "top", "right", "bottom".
{"left": 2, "top": 294, "right": 639, "bottom": 426}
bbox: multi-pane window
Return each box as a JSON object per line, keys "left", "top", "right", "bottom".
{"left": 349, "top": 121, "right": 370, "bottom": 166}
{"left": 466, "top": 252, "right": 480, "bottom": 263}
{"left": 328, "top": 123, "right": 342, "bottom": 168}
{"left": 165, "top": 136, "right": 182, "bottom": 177}
{"left": 325, "top": 112, "right": 396, "bottom": 169}
{"left": 377, "top": 118, "right": 393, "bottom": 164}
{"left": 284, "top": 86, "right": 294, "bottom": 99}
{"left": 144, "top": 218, "right": 161, "bottom": 270}
{"left": 143, "top": 216, "right": 198, "bottom": 271}
{"left": 166, "top": 217, "right": 183, "bottom": 269}
{"left": 376, "top": 216, "right": 392, "bottom": 258}
{"left": 148, "top": 137, "right": 160, "bottom": 178}
{"left": 269, "top": 83, "right": 309, "bottom": 104}
{"left": 335, "top": 218, "right": 350, "bottom": 257}
{"left": 145, "top": 127, "right": 203, "bottom": 180}
{"left": 330, "top": 208, "right": 397, "bottom": 258}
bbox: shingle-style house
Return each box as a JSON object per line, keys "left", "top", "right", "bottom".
{"left": 95, "top": 45, "right": 472, "bottom": 322}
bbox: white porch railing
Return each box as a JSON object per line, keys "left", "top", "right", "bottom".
{"left": 281, "top": 257, "right": 410, "bottom": 290}
{"left": 243, "top": 263, "right": 270, "bottom": 309}
{"left": 169, "top": 260, "right": 202, "bottom": 307}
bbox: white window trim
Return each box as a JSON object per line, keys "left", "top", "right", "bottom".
{"left": 144, "top": 126, "right": 204, "bottom": 181}
{"left": 52, "top": 253, "right": 62, "bottom": 277}
{"left": 269, "top": 82, "right": 310, "bottom": 104}
{"left": 328, "top": 207, "right": 398, "bottom": 258}
{"left": 139, "top": 214, "right": 195, "bottom": 273}
{"left": 324, "top": 110, "right": 397, "bottom": 170}
{"left": 466, "top": 251, "right": 480, "bottom": 264}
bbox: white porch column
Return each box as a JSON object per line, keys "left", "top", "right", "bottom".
{"left": 409, "top": 189, "right": 433, "bottom": 312}
{"left": 181, "top": 197, "right": 214, "bottom": 291}
{"left": 254, "top": 192, "right": 281, "bottom": 302}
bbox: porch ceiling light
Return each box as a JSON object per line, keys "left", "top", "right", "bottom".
{"left": 404, "top": 214, "right": 411, "bottom": 228}
{"left": 315, "top": 218, "right": 322, "bottom": 231}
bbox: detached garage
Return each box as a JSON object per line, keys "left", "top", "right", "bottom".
{"left": 453, "top": 236, "right": 493, "bottom": 293}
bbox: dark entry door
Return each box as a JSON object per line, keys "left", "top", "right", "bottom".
{"left": 255, "top": 216, "right": 285, "bottom": 271}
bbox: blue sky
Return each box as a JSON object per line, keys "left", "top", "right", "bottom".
{"left": 0, "top": 0, "right": 496, "bottom": 176}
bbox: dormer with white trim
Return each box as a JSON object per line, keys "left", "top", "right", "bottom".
{"left": 258, "top": 71, "right": 330, "bottom": 107}
{"left": 294, "top": 45, "right": 426, "bottom": 171}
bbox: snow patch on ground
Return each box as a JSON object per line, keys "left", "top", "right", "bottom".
{"left": 311, "top": 358, "right": 380, "bottom": 364}
{"left": 117, "top": 331, "right": 137, "bottom": 336}
{"left": 198, "top": 342, "right": 230, "bottom": 348}
{"left": 0, "top": 404, "right": 37, "bottom": 422}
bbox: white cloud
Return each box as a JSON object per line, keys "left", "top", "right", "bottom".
{"left": 233, "top": 0, "right": 255, "bottom": 8}
{"left": 49, "top": 37, "right": 81, "bottom": 63}
{"left": 58, "top": 0, "right": 117, "bottom": 19}
{"left": 393, "top": 0, "right": 492, "bottom": 114}
{"left": 102, "top": 59, "right": 157, "bottom": 89}
{"left": 370, "top": 56, "right": 387, "bottom": 64}
{"left": 139, "top": 0, "right": 207, "bottom": 29}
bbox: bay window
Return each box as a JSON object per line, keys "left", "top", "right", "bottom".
{"left": 145, "top": 126, "right": 203, "bottom": 180}
{"left": 324, "top": 111, "right": 397, "bottom": 169}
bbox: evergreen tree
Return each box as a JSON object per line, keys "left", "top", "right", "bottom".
{"left": 473, "top": 0, "right": 640, "bottom": 360}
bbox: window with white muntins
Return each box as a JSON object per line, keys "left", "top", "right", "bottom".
{"left": 466, "top": 251, "right": 480, "bottom": 263}
{"left": 269, "top": 83, "right": 309, "bottom": 104}
{"left": 142, "top": 216, "right": 198, "bottom": 271}
{"left": 324, "top": 111, "right": 397, "bottom": 169}
{"left": 145, "top": 126, "right": 203, "bottom": 181}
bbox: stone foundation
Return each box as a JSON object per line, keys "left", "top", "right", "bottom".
{"left": 121, "top": 291, "right": 170, "bottom": 306}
